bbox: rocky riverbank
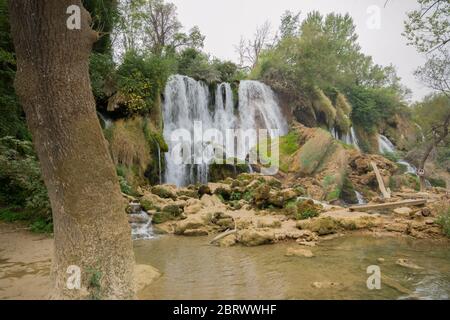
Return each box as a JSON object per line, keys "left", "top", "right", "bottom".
{"left": 128, "top": 173, "right": 450, "bottom": 248}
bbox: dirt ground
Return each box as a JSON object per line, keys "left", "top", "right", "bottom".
{"left": 0, "top": 222, "right": 53, "bottom": 300}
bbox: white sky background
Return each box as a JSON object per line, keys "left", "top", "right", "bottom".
{"left": 170, "top": 0, "right": 433, "bottom": 102}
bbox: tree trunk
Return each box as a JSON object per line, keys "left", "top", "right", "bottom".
{"left": 418, "top": 143, "right": 434, "bottom": 192}
{"left": 8, "top": 0, "right": 135, "bottom": 299}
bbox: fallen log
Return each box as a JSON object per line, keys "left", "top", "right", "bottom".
{"left": 349, "top": 199, "right": 427, "bottom": 212}
{"left": 209, "top": 229, "right": 237, "bottom": 244}
{"left": 371, "top": 161, "right": 391, "bottom": 199}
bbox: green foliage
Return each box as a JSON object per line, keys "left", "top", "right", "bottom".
{"left": 116, "top": 51, "right": 176, "bottom": 115}
{"left": 89, "top": 53, "right": 116, "bottom": 101}
{"left": 253, "top": 10, "right": 408, "bottom": 130}
{"left": 436, "top": 205, "right": 450, "bottom": 238}
{"left": 279, "top": 131, "right": 300, "bottom": 156}
{"left": 83, "top": 0, "right": 118, "bottom": 54}
{"left": 312, "top": 88, "right": 336, "bottom": 128}
{"left": 428, "top": 178, "right": 446, "bottom": 188}
{"left": 0, "top": 0, "right": 29, "bottom": 140}
{"left": 403, "top": 0, "right": 450, "bottom": 53}
{"left": 0, "top": 137, "right": 51, "bottom": 219}
{"left": 116, "top": 166, "right": 133, "bottom": 195}
{"left": 412, "top": 94, "right": 450, "bottom": 143}
{"left": 290, "top": 200, "right": 320, "bottom": 220}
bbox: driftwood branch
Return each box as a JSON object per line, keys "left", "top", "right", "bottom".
{"left": 210, "top": 217, "right": 238, "bottom": 245}
{"left": 371, "top": 161, "right": 391, "bottom": 199}
{"left": 350, "top": 199, "right": 427, "bottom": 212}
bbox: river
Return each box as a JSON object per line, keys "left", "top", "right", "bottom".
{"left": 135, "top": 235, "right": 450, "bottom": 300}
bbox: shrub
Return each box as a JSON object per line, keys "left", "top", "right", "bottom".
{"left": 0, "top": 137, "right": 51, "bottom": 231}
{"left": 116, "top": 51, "right": 176, "bottom": 115}
{"left": 437, "top": 205, "right": 450, "bottom": 238}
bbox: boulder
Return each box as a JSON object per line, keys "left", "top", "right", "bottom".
{"left": 256, "top": 217, "right": 282, "bottom": 229}
{"left": 184, "top": 199, "right": 203, "bottom": 215}
{"left": 174, "top": 217, "right": 208, "bottom": 236}
{"left": 162, "top": 203, "right": 183, "bottom": 215}
{"left": 218, "top": 234, "right": 237, "bottom": 247}
{"left": 151, "top": 185, "right": 177, "bottom": 200}
{"left": 393, "top": 207, "right": 413, "bottom": 217}
{"left": 237, "top": 228, "right": 275, "bottom": 246}
{"left": 134, "top": 264, "right": 161, "bottom": 292}
{"left": 198, "top": 184, "right": 212, "bottom": 197}
{"left": 141, "top": 192, "right": 172, "bottom": 211}
{"left": 200, "top": 194, "right": 225, "bottom": 208}
{"left": 297, "top": 217, "right": 339, "bottom": 235}
{"left": 176, "top": 188, "right": 199, "bottom": 199}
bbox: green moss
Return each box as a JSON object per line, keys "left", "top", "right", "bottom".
{"left": 140, "top": 199, "right": 155, "bottom": 211}
{"left": 312, "top": 88, "right": 336, "bottom": 128}
{"left": 152, "top": 211, "right": 183, "bottom": 224}
{"left": 280, "top": 131, "right": 300, "bottom": 155}
{"left": 326, "top": 188, "right": 341, "bottom": 202}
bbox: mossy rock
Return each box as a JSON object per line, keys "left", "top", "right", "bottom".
{"left": 297, "top": 217, "right": 338, "bottom": 235}
{"left": 291, "top": 129, "right": 334, "bottom": 176}
{"left": 140, "top": 199, "right": 155, "bottom": 211}
{"left": 152, "top": 211, "right": 184, "bottom": 224}
{"left": 151, "top": 185, "right": 177, "bottom": 200}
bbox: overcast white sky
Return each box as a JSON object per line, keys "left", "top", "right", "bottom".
{"left": 170, "top": 0, "right": 433, "bottom": 102}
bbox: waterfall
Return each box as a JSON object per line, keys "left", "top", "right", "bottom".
{"left": 237, "top": 80, "right": 289, "bottom": 144}
{"left": 156, "top": 143, "right": 162, "bottom": 185}
{"left": 355, "top": 191, "right": 366, "bottom": 205}
{"left": 350, "top": 127, "right": 360, "bottom": 151}
{"left": 97, "top": 111, "right": 113, "bottom": 129}
{"left": 378, "top": 135, "right": 396, "bottom": 154}
{"left": 397, "top": 160, "right": 417, "bottom": 175}
{"left": 378, "top": 134, "right": 417, "bottom": 175}
{"left": 162, "top": 75, "right": 288, "bottom": 187}
{"left": 331, "top": 127, "right": 360, "bottom": 150}
{"left": 130, "top": 210, "right": 154, "bottom": 240}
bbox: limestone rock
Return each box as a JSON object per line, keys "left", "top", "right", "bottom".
{"left": 184, "top": 199, "right": 203, "bottom": 215}
{"left": 394, "top": 207, "right": 413, "bottom": 216}
{"left": 135, "top": 264, "right": 161, "bottom": 292}
{"left": 285, "top": 247, "right": 314, "bottom": 258}
{"left": 151, "top": 185, "right": 177, "bottom": 200}
{"left": 237, "top": 228, "right": 275, "bottom": 246}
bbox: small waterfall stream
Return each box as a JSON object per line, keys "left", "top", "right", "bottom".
{"left": 331, "top": 127, "right": 360, "bottom": 150}
{"left": 378, "top": 135, "right": 417, "bottom": 175}
{"left": 354, "top": 191, "right": 366, "bottom": 205}
{"left": 162, "top": 75, "right": 288, "bottom": 187}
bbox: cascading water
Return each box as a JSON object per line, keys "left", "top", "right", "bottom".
{"left": 97, "top": 111, "right": 113, "bottom": 129}
{"left": 378, "top": 134, "right": 417, "bottom": 175}
{"left": 354, "top": 191, "right": 366, "bottom": 205}
{"left": 331, "top": 127, "right": 360, "bottom": 150}
{"left": 130, "top": 210, "right": 154, "bottom": 240}
{"left": 378, "top": 134, "right": 396, "bottom": 154}
{"left": 238, "top": 80, "right": 289, "bottom": 139}
{"left": 156, "top": 143, "right": 162, "bottom": 185}
{"left": 162, "top": 75, "right": 288, "bottom": 187}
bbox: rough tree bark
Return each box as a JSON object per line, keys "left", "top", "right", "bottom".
{"left": 8, "top": 0, "right": 135, "bottom": 299}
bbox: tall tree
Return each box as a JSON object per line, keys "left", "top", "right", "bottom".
{"left": 116, "top": 0, "right": 204, "bottom": 56}
{"left": 236, "top": 21, "right": 273, "bottom": 70}
{"left": 8, "top": 0, "right": 135, "bottom": 299}
{"left": 404, "top": 0, "right": 450, "bottom": 190}
{"left": 279, "top": 10, "right": 301, "bottom": 40}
